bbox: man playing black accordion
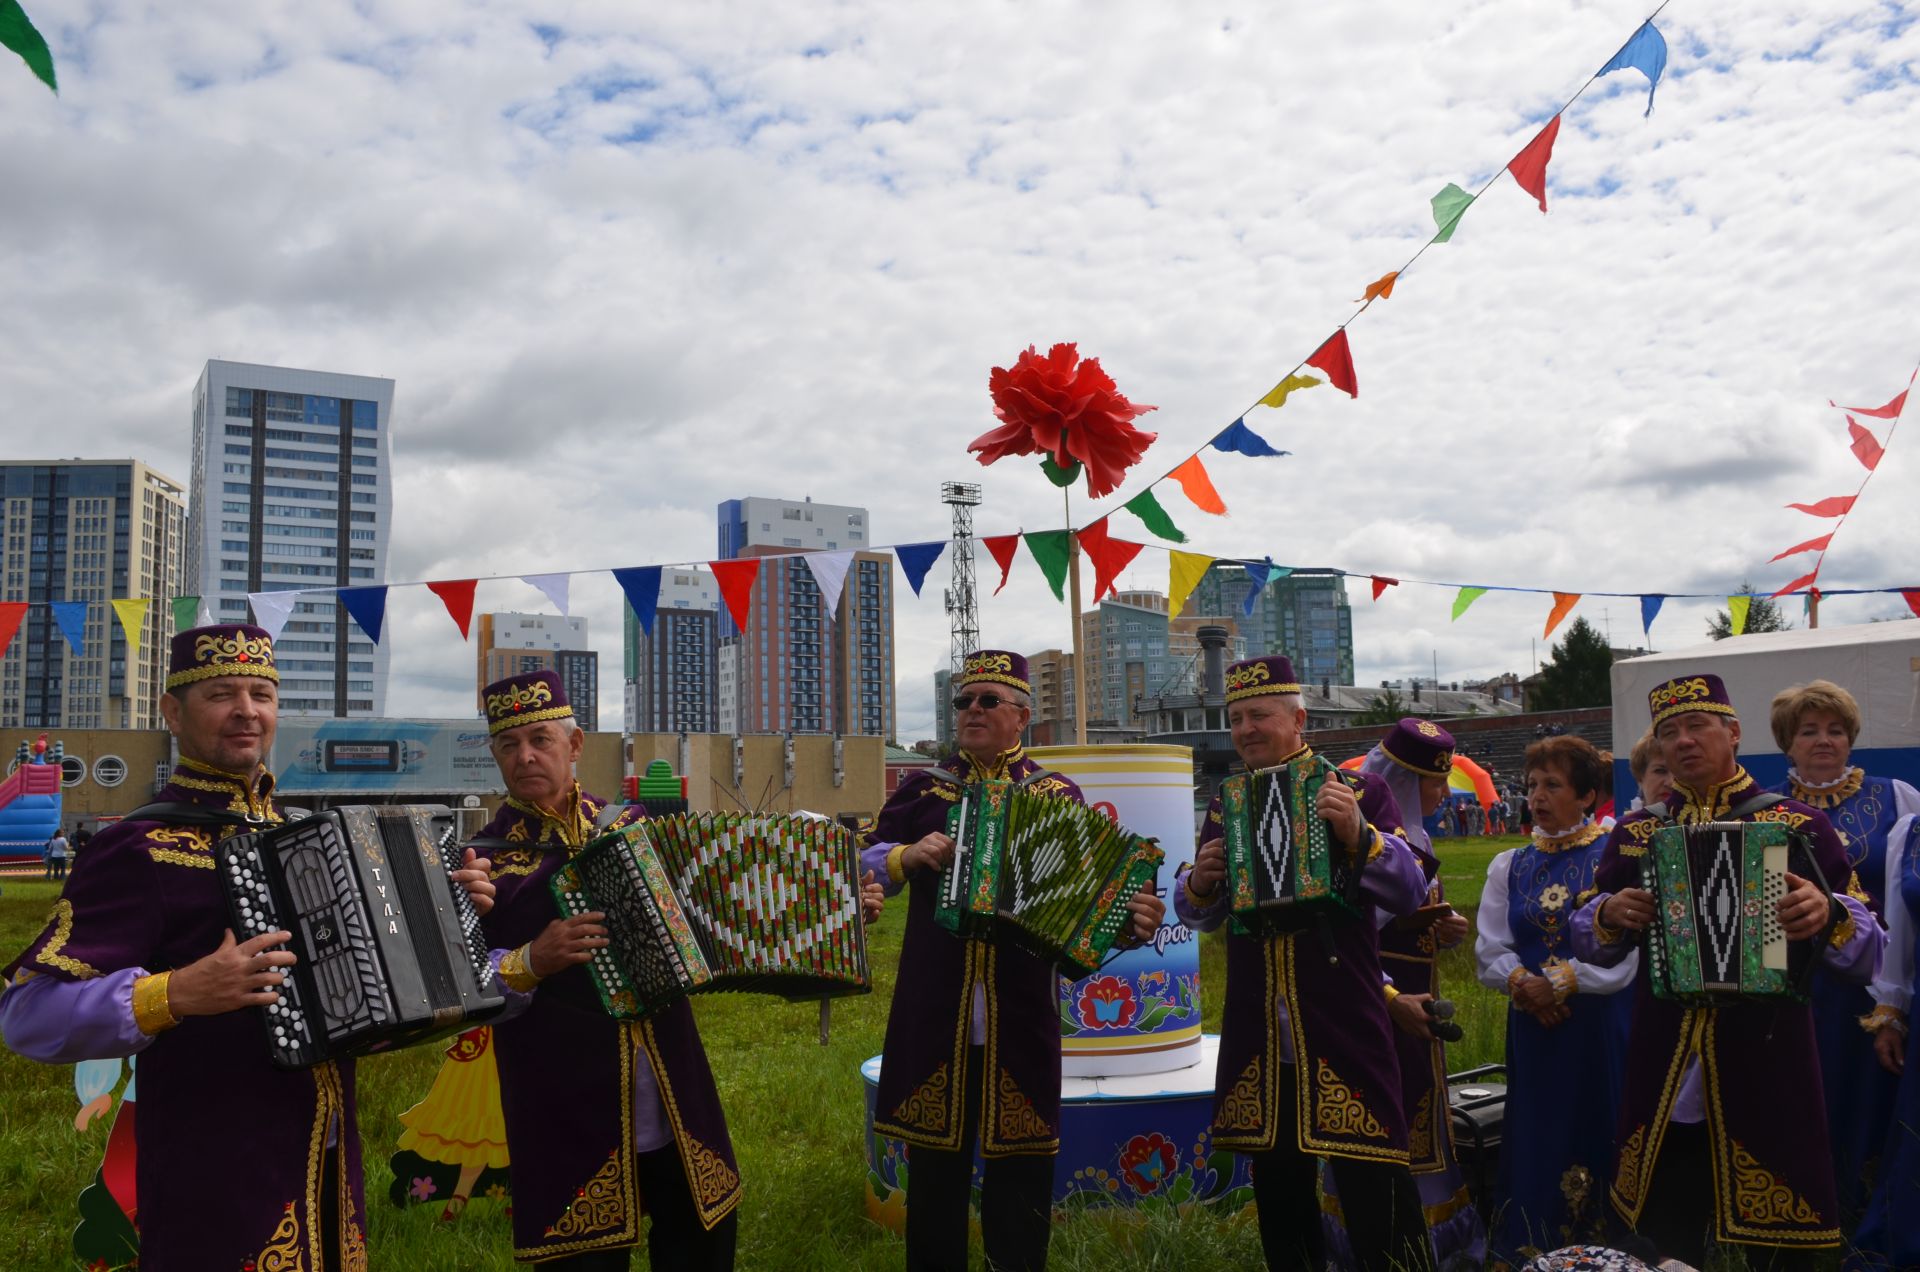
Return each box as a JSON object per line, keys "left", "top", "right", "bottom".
{"left": 859, "top": 649, "right": 1164, "bottom": 1272}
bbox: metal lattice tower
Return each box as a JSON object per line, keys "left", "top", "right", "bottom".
{"left": 941, "top": 482, "right": 982, "bottom": 676}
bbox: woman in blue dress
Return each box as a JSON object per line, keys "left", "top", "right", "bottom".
{"left": 1855, "top": 812, "right": 1920, "bottom": 1269}
{"left": 1768, "top": 679, "right": 1920, "bottom": 1220}
{"left": 1475, "top": 735, "right": 1636, "bottom": 1263}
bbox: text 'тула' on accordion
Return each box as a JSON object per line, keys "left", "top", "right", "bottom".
{"left": 550, "top": 812, "right": 871, "bottom": 1022}
{"left": 1640, "top": 819, "right": 1834, "bottom": 1005}
{"left": 218, "top": 806, "right": 505, "bottom": 1069}
{"left": 936, "top": 777, "right": 1164, "bottom": 978}
{"left": 1220, "top": 753, "right": 1364, "bottom": 937}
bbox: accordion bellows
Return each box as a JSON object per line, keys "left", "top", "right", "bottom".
{"left": 1220, "top": 753, "right": 1364, "bottom": 936}
{"left": 936, "top": 779, "right": 1163, "bottom": 977}
{"left": 552, "top": 813, "right": 872, "bottom": 1021}
{"left": 218, "top": 806, "right": 505, "bottom": 1069}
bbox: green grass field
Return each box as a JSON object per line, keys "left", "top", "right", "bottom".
{"left": 0, "top": 838, "right": 1520, "bottom": 1270}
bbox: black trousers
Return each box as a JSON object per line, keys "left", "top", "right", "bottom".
{"left": 541, "top": 1144, "right": 738, "bottom": 1271}
{"left": 1629, "top": 1121, "right": 1818, "bottom": 1272}
{"left": 1247, "top": 1060, "right": 1434, "bottom": 1272}
{"left": 905, "top": 1045, "right": 1054, "bottom": 1272}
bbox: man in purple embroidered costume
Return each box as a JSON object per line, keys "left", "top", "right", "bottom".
{"left": 1174, "top": 655, "right": 1435, "bottom": 1271}
{"left": 860, "top": 649, "right": 1163, "bottom": 1272}
{"left": 473, "top": 669, "right": 741, "bottom": 1269}
{"left": 1570, "top": 673, "right": 1882, "bottom": 1269}
{"left": 0, "top": 624, "right": 496, "bottom": 1270}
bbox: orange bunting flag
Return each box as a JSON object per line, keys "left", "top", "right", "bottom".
{"left": 1543, "top": 592, "right": 1580, "bottom": 639}
{"left": 1787, "top": 495, "right": 1856, "bottom": 517}
{"left": 1370, "top": 576, "right": 1398, "bottom": 602}
{"left": 1769, "top": 533, "right": 1832, "bottom": 562}
{"left": 1771, "top": 569, "right": 1820, "bottom": 599}
{"left": 1356, "top": 272, "right": 1398, "bottom": 304}
{"left": 1507, "top": 113, "right": 1562, "bottom": 213}
{"left": 1076, "top": 519, "right": 1145, "bottom": 603}
{"left": 1168, "top": 455, "right": 1228, "bottom": 515}
{"left": 426, "top": 579, "right": 478, "bottom": 639}
{"left": 1305, "top": 329, "right": 1358, "bottom": 398}
{"left": 1848, "top": 418, "right": 1886, "bottom": 470}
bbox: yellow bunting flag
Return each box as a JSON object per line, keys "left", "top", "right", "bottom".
{"left": 1728, "top": 595, "right": 1752, "bottom": 637}
{"left": 1259, "top": 373, "right": 1322, "bottom": 410}
{"left": 1543, "top": 592, "right": 1580, "bottom": 640}
{"left": 1356, "top": 271, "right": 1399, "bottom": 304}
{"left": 1169, "top": 551, "right": 1215, "bottom": 619}
{"left": 1168, "top": 455, "right": 1227, "bottom": 515}
{"left": 110, "top": 598, "right": 151, "bottom": 654}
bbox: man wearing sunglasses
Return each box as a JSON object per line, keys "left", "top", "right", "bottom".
{"left": 861, "top": 649, "right": 1164, "bottom": 1272}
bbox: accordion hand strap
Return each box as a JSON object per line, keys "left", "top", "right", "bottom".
{"left": 116, "top": 801, "right": 297, "bottom": 828}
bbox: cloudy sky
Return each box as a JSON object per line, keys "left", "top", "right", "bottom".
{"left": 5, "top": 0, "right": 1917, "bottom": 740}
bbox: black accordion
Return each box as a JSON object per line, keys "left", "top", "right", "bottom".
{"left": 217, "top": 806, "right": 505, "bottom": 1068}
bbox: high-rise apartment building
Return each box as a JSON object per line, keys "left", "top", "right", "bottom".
{"left": 0, "top": 461, "right": 187, "bottom": 728}
{"left": 186, "top": 360, "right": 395, "bottom": 715}
{"left": 1024, "top": 648, "right": 1076, "bottom": 744}
{"left": 1184, "top": 563, "right": 1354, "bottom": 690}
{"left": 1077, "top": 590, "right": 1176, "bottom": 727}
{"left": 477, "top": 612, "right": 598, "bottom": 728}
{"left": 624, "top": 568, "right": 720, "bottom": 734}
{"left": 715, "top": 497, "right": 895, "bottom": 738}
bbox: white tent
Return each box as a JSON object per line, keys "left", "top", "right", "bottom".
{"left": 1610, "top": 620, "right": 1920, "bottom": 788}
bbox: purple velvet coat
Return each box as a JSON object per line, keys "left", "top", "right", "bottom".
{"left": 1379, "top": 845, "right": 1455, "bottom": 1174}
{"left": 866, "top": 747, "right": 1085, "bottom": 1157}
{"left": 475, "top": 787, "right": 740, "bottom": 1260}
{"left": 1, "top": 758, "right": 369, "bottom": 1272}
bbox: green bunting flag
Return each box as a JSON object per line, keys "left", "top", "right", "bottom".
{"left": 171, "top": 595, "right": 200, "bottom": 633}
{"left": 2, "top": 0, "right": 57, "bottom": 93}
{"left": 1023, "top": 531, "right": 1072, "bottom": 602}
{"left": 1431, "top": 183, "right": 1473, "bottom": 243}
{"left": 1121, "top": 490, "right": 1188, "bottom": 544}
{"left": 1451, "top": 586, "right": 1489, "bottom": 620}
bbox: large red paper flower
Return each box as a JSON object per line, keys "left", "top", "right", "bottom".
{"left": 969, "top": 343, "right": 1157, "bottom": 499}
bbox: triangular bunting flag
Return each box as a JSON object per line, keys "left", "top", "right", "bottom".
{"left": 1169, "top": 551, "right": 1214, "bottom": 620}
{"left": 1431, "top": 183, "right": 1474, "bottom": 243}
{"left": 802, "top": 551, "right": 854, "bottom": 615}
{"left": 1507, "top": 113, "right": 1562, "bottom": 213}
{"left": 426, "top": 579, "right": 478, "bottom": 640}
{"left": 197, "top": 596, "right": 216, "bottom": 626}
{"left": 1356, "top": 271, "right": 1398, "bottom": 304}
{"left": 1727, "top": 595, "right": 1752, "bottom": 636}
{"left": 1787, "top": 495, "right": 1856, "bottom": 517}
{"left": 1771, "top": 570, "right": 1820, "bottom": 599}
{"left": 894, "top": 542, "right": 947, "bottom": 597}
{"left": 1, "top": 0, "right": 58, "bottom": 93}
{"left": 1451, "top": 587, "right": 1488, "bottom": 621}
{"left": 1077, "top": 520, "right": 1144, "bottom": 603}
{"left": 50, "top": 601, "right": 87, "bottom": 655}
{"left": 613, "top": 566, "right": 665, "bottom": 636}
{"left": 1167, "top": 455, "right": 1228, "bottom": 516}
{"left": 1370, "top": 576, "right": 1398, "bottom": 602}
{"left": 1023, "top": 531, "right": 1072, "bottom": 603}
{"left": 1639, "top": 594, "right": 1665, "bottom": 636}
{"left": 1305, "top": 330, "right": 1357, "bottom": 398}
{"left": 1543, "top": 592, "right": 1580, "bottom": 640}
{"left": 522, "top": 572, "right": 571, "bottom": 616}
{"left": 111, "top": 598, "right": 151, "bottom": 654}
{"left": 1598, "top": 21, "right": 1667, "bottom": 117}
{"left": 0, "top": 601, "right": 27, "bottom": 658}
{"left": 248, "top": 591, "right": 300, "bottom": 642}
{"left": 1769, "top": 534, "right": 1833, "bottom": 562}
{"left": 1241, "top": 560, "right": 1290, "bottom": 617}
{"left": 1904, "top": 590, "right": 1920, "bottom": 619}
{"left": 1213, "top": 418, "right": 1289, "bottom": 459}
{"left": 1832, "top": 388, "right": 1909, "bottom": 420}
{"left": 982, "top": 535, "right": 1021, "bottom": 595}
{"left": 1259, "top": 374, "right": 1322, "bottom": 411}
{"left": 1122, "top": 490, "right": 1188, "bottom": 544}
{"left": 1847, "top": 418, "right": 1886, "bottom": 471}
{"left": 339, "top": 587, "right": 389, "bottom": 644}
{"left": 710, "top": 559, "right": 762, "bottom": 631}
{"left": 171, "top": 595, "right": 200, "bottom": 634}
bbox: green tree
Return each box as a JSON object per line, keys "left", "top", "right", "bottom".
{"left": 1529, "top": 616, "right": 1614, "bottom": 711}
{"left": 1707, "top": 580, "right": 1793, "bottom": 640}
{"left": 1351, "top": 687, "right": 1408, "bottom": 727}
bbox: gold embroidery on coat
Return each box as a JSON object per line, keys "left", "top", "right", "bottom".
{"left": 685, "top": 1135, "right": 742, "bottom": 1211}
{"left": 995, "top": 1069, "right": 1053, "bottom": 1142}
{"left": 1730, "top": 1141, "right": 1821, "bottom": 1226}
{"left": 1408, "top": 1088, "right": 1435, "bottom": 1162}
{"left": 33, "top": 899, "right": 101, "bottom": 979}
{"left": 893, "top": 1063, "right": 951, "bottom": 1134}
{"left": 1313, "top": 1059, "right": 1388, "bottom": 1140}
{"left": 1217, "top": 1056, "right": 1264, "bottom": 1131}
{"left": 545, "top": 1151, "right": 626, "bottom": 1238}
{"left": 257, "top": 1202, "right": 306, "bottom": 1272}
{"left": 1615, "top": 1125, "right": 1646, "bottom": 1207}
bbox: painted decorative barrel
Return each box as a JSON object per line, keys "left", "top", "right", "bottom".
{"left": 1028, "top": 744, "right": 1201, "bottom": 1077}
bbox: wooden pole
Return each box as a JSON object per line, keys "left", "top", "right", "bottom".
{"left": 1065, "top": 486, "right": 1087, "bottom": 745}
{"left": 1808, "top": 589, "right": 1821, "bottom": 629}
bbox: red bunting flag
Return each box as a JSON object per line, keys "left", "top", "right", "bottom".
{"left": 1076, "top": 519, "right": 1144, "bottom": 603}
{"left": 1356, "top": 272, "right": 1398, "bottom": 304}
{"left": 1306, "top": 330, "right": 1358, "bottom": 398}
{"left": 1370, "top": 576, "right": 1398, "bottom": 601}
{"left": 426, "top": 579, "right": 478, "bottom": 640}
{"left": 710, "top": 559, "right": 762, "bottom": 630}
{"left": 1905, "top": 590, "right": 1920, "bottom": 619}
{"left": 1507, "top": 113, "right": 1562, "bottom": 213}
{"left": 1771, "top": 569, "right": 1821, "bottom": 599}
{"left": 1167, "top": 455, "right": 1228, "bottom": 515}
{"left": 1769, "top": 533, "right": 1832, "bottom": 562}
{"left": 981, "top": 534, "right": 1021, "bottom": 595}
{"left": 0, "top": 601, "right": 25, "bottom": 657}
{"left": 1847, "top": 418, "right": 1886, "bottom": 470}
{"left": 1787, "top": 495, "right": 1856, "bottom": 517}
{"left": 1832, "top": 389, "right": 1908, "bottom": 419}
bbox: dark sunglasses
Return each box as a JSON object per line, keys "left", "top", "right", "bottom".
{"left": 952, "top": 693, "right": 1014, "bottom": 711}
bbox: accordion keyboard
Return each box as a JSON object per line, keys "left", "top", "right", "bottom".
{"left": 221, "top": 834, "right": 325, "bottom": 1067}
